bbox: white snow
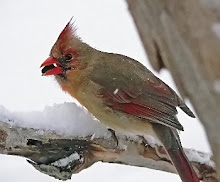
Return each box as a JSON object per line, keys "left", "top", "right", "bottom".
{"left": 144, "top": 135, "right": 161, "bottom": 147}
{"left": 113, "top": 88, "right": 119, "bottom": 95}
{"left": 0, "top": 105, "right": 12, "bottom": 123}
{"left": 51, "top": 152, "right": 81, "bottom": 167}
{"left": 90, "top": 133, "right": 96, "bottom": 140}
{"left": 0, "top": 102, "right": 110, "bottom": 138}
{"left": 186, "top": 149, "right": 214, "bottom": 167}
{"left": 213, "top": 80, "right": 220, "bottom": 93}
{"left": 212, "top": 23, "right": 220, "bottom": 38}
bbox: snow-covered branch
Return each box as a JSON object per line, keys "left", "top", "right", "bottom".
{"left": 0, "top": 103, "right": 216, "bottom": 181}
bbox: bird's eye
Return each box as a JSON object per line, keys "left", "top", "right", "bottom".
{"left": 65, "top": 54, "right": 73, "bottom": 62}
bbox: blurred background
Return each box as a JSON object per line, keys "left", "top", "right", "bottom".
{"left": 0, "top": 0, "right": 210, "bottom": 181}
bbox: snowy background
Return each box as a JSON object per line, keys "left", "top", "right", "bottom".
{"left": 0, "top": 0, "right": 210, "bottom": 181}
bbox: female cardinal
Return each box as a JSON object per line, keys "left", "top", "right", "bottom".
{"left": 41, "top": 20, "right": 199, "bottom": 182}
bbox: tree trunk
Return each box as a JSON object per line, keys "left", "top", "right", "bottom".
{"left": 126, "top": 0, "right": 220, "bottom": 180}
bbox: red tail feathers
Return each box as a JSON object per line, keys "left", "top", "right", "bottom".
{"left": 154, "top": 125, "right": 200, "bottom": 182}
{"left": 167, "top": 148, "right": 200, "bottom": 182}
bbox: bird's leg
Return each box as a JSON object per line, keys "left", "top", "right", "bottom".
{"left": 138, "top": 135, "right": 170, "bottom": 161}
{"left": 155, "top": 146, "right": 171, "bottom": 162}
{"left": 107, "top": 128, "right": 119, "bottom": 149}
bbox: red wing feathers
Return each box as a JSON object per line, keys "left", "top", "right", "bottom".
{"left": 100, "top": 88, "right": 184, "bottom": 131}
{"left": 144, "top": 77, "right": 195, "bottom": 118}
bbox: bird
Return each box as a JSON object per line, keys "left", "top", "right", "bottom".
{"left": 41, "top": 20, "right": 199, "bottom": 182}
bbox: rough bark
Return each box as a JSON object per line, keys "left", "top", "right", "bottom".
{"left": 126, "top": 0, "right": 220, "bottom": 180}
{"left": 0, "top": 120, "right": 216, "bottom": 181}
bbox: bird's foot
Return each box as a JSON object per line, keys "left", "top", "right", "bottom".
{"left": 107, "top": 128, "right": 119, "bottom": 149}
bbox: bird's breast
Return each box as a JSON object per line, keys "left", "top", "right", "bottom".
{"left": 56, "top": 69, "right": 89, "bottom": 100}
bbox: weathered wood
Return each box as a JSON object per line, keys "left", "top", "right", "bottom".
{"left": 126, "top": 0, "right": 220, "bottom": 180}
{"left": 0, "top": 120, "right": 216, "bottom": 181}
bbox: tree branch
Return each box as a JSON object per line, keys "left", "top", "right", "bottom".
{"left": 126, "top": 0, "right": 220, "bottom": 180}
{"left": 0, "top": 105, "right": 216, "bottom": 181}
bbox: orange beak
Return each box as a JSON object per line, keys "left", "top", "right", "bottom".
{"left": 41, "top": 57, "right": 63, "bottom": 76}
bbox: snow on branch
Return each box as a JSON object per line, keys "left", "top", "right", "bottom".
{"left": 0, "top": 103, "right": 217, "bottom": 181}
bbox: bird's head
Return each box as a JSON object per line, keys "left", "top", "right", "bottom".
{"left": 41, "top": 19, "right": 90, "bottom": 79}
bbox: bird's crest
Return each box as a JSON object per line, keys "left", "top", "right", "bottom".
{"left": 58, "top": 17, "right": 78, "bottom": 43}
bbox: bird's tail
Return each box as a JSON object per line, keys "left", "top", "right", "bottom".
{"left": 153, "top": 124, "right": 200, "bottom": 182}
{"left": 166, "top": 141, "right": 199, "bottom": 182}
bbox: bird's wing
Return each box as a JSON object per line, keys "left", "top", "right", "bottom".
{"left": 98, "top": 84, "right": 184, "bottom": 131}
{"left": 90, "top": 55, "right": 194, "bottom": 131}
